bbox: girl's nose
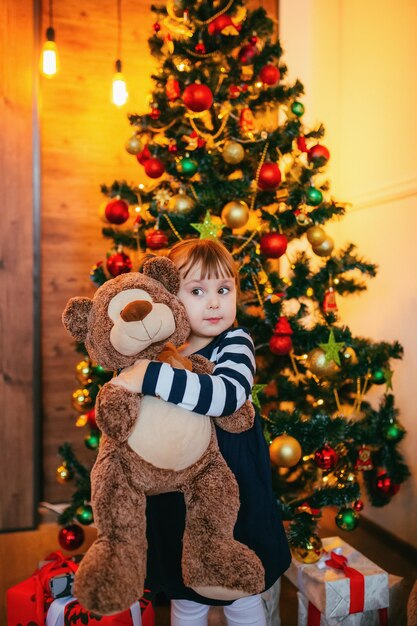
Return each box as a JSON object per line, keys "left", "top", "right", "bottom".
{"left": 208, "top": 293, "right": 220, "bottom": 308}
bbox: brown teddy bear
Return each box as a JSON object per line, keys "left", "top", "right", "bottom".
{"left": 62, "top": 256, "right": 264, "bottom": 616}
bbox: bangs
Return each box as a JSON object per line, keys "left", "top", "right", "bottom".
{"left": 169, "top": 239, "right": 238, "bottom": 282}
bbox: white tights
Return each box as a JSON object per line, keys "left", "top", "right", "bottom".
{"left": 171, "top": 595, "right": 267, "bottom": 626}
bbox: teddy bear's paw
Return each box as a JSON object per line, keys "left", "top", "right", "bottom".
{"left": 74, "top": 539, "right": 145, "bottom": 615}
{"left": 184, "top": 539, "right": 265, "bottom": 600}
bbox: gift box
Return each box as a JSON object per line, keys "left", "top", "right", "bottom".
{"left": 7, "top": 551, "right": 155, "bottom": 626}
{"left": 297, "top": 574, "right": 407, "bottom": 626}
{"left": 286, "top": 537, "right": 389, "bottom": 622}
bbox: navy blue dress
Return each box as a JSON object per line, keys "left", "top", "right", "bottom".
{"left": 145, "top": 330, "right": 291, "bottom": 606}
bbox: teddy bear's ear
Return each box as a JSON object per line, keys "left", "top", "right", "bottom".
{"left": 142, "top": 256, "right": 180, "bottom": 294}
{"left": 62, "top": 297, "right": 93, "bottom": 342}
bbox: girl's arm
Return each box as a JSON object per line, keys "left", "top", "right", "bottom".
{"left": 113, "top": 328, "right": 255, "bottom": 417}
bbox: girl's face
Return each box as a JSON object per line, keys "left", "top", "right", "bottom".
{"left": 177, "top": 262, "right": 237, "bottom": 352}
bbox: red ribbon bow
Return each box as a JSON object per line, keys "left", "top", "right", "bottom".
{"left": 325, "top": 551, "right": 364, "bottom": 613}
{"left": 34, "top": 551, "right": 79, "bottom": 624}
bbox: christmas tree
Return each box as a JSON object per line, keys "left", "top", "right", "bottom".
{"left": 57, "top": 0, "right": 409, "bottom": 560}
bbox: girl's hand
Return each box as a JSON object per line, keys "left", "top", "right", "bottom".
{"left": 111, "top": 359, "right": 151, "bottom": 393}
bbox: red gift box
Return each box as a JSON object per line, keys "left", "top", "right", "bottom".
{"left": 7, "top": 551, "right": 155, "bottom": 626}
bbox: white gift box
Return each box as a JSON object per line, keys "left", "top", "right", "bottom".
{"left": 296, "top": 574, "right": 406, "bottom": 626}
{"left": 286, "top": 537, "right": 389, "bottom": 621}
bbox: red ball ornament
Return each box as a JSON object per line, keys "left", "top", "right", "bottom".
{"left": 238, "top": 43, "right": 258, "bottom": 65}
{"left": 258, "top": 162, "right": 281, "bottom": 191}
{"left": 269, "top": 335, "right": 292, "bottom": 356}
{"left": 259, "top": 64, "right": 280, "bottom": 86}
{"left": 58, "top": 524, "right": 84, "bottom": 551}
{"left": 207, "top": 14, "right": 238, "bottom": 36}
{"left": 353, "top": 499, "right": 364, "bottom": 512}
{"left": 150, "top": 107, "right": 161, "bottom": 120}
{"left": 144, "top": 157, "right": 165, "bottom": 178}
{"left": 308, "top": 144, "right": 330, "bottom": 164}
{"left": 229, "top": 85, "right": 241, "bottom": 99}
{"left": 146, "top": 229, "right": 168, "bottom": 250}
{"left": 314, "top": 444, "right": 339, "bottom": 470}
{"left": 183, "top": 83, "right": 213, "bottom": 112}
{"left": 136, "top": 144, "right": 151, "bottom": 165}
{"left": 106, "top": 251, "right": 132, "bottom": 277}
{"left": 168, "top": 141, "right": 178, "bottom": 153}
{"left": 104, "top": 198, "right": 129, "bottom": 225}
{"left": 260, "top": 232, "right": 288, "bottom": 258}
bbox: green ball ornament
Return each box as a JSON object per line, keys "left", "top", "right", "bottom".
{"left": 75, "top": 504, "right": 94, "bottom": 526}
{"left": 84, "top": 430, "right": 101, "bottom": 450}
{"left": 306, "top": 187, "right": 323, "bottom": 206}
{"left": 335, "top": 507, "right": 359, "bottom": 531}
{"left": 382, "top": 422, "right": 404, "bottom": 442}
{"left": 176, "top": 156, "right": 198, "bottom": 177}
{"left": 291, "top": 101, "right": 305, "bottom": 117}
{"left": 372, "top": 369, "right": 386, "bottom": 385}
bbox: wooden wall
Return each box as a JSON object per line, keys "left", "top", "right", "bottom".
{"left": 41, "top": 0, "right": 278, "bottom": 503}
{"left": 0, "top": 1, "right": 38, "bottom": 530}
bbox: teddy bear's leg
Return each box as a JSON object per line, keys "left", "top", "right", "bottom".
{"left": 74, "top": 448, "right": 146, "bottom": 615}
{"left": 181, "top": 451, "right": 265, "bottom": 601}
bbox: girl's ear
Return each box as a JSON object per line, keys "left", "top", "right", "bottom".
{"left": 142, "top": 256, "right": 180, "bottom": 294}
{"left": 62, "top": 297, "right": 93, "bottom": 341}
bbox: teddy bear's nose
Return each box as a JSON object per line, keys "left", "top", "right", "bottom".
{"left": 120, "top": 300, "right": 153, "bottom": 322}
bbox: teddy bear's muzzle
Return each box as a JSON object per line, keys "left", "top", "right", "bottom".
{"left": 120, "top": 300, "right": 152, "bottom": 322}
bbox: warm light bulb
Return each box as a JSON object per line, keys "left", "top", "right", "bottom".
{"left": 40, "top": 27, "right": 59, "bottom": 77}
{"left": 112, "top": 59, "right": 128, "bottom": 106}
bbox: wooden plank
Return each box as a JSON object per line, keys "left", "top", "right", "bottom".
{"left": 0, "top": 1, "right": 38, "bottom": 529}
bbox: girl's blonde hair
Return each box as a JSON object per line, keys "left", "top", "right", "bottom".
{"left": 168, "top": 238, "right": 238, "bottom": 284}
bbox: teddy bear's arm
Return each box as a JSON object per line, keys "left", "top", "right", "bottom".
{"left": 95, "top": 381, "right": 141, "bottom": 442}
{"left": 213, "top": 400, "right": 255, "bottom": 433}
{"left": 188, "top": 354, "right": 255, "bottom": 433}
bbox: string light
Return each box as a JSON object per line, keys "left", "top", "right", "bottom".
{"left": 112, "top": 0, "right": 128, "bottom": 106}
{"left": 40, "top": 0, "right": 59, "bottom": 78}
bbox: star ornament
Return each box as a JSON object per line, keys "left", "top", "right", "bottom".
{"left": 191, "top": 210, "right": 224, "bottom": 240}
{"left": 319, "top": 329, "right": 345, "bottom": 365}
{"left": 251, "top": 384, "right": 267, "bottom": 411}
{"left": 382, "top": 367, "right": 394, "bottom": 390}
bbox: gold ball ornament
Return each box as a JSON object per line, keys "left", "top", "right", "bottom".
{"left": 308, "top": 348, "right": 340, "bottom": 378}
{"left": 168, "top": 191, "right": 195, "bottom": 215}
{"left": 222, "top": 140, "right": 245, "bottom": 165}
{"left": 292, "top": 535, "right": 323, "bottom": 564}
{"left": 341, "top": 347, "right": 358, "bottom": 365}
{"left": 269, "top": 434, "right": 302, "bottom": 468}
{"left": 56, "top": 464, "right": 73, "bottom": 484}
{"left": 125, "top": 134, "right": 143, "bottom": 155}
{"left": 72, "top": 388, "right": 94, "bottom": 413}
{"left": 306, "top": 225, "right": 326, "bottom": 246}
{"left": 75, "top": 360, "right": 92, "bottom": 385}
{"left": 221, "top": 200, "right": 250, "bottom": 229}
{"left": 98, "top": 201, "right": 110, "bottom": 224}
{"left": 312, "top": 236, "right": 334, "bottom": 257}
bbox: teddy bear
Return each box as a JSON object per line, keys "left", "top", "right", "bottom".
{"left": 62, "top": 256, "right": 265, "bottom": 616}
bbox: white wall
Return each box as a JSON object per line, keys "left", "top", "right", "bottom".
{"left": 280, "top": 0, "right": 417, "bottom": 547}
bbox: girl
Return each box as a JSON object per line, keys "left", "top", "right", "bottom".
{"left": 113, "top": 239, "right": 291, "bottom": 626}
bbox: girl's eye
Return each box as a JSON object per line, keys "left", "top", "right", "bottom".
{"left": 191, "top": 288, "right": 203, "bottom": 296}
{"left": 218, "top": 286, "right": 231, "bottom": 295}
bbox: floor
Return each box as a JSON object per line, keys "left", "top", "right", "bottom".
{"left": 1, "top": 509, "right": 416, "bottom": 625}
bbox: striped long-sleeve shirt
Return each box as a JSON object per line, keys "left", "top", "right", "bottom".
{"left": 142, "top": 327, "right": 256, "bottom": 417}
